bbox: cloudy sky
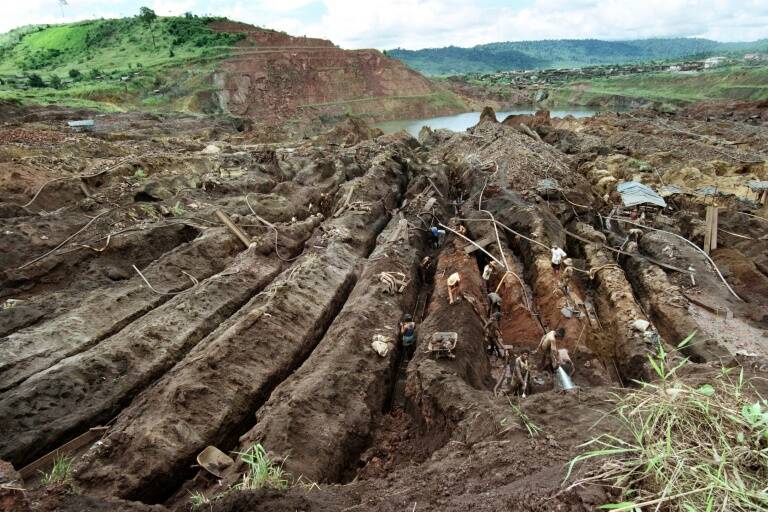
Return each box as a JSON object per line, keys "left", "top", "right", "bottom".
{"left": 3, "top": 0, "right": 767, "bottom": 49}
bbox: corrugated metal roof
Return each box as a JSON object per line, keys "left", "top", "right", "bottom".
{"left": 748, "top": 180, "right": 768, "bottom": 191}
{"left": 617, "top": 181, "right": 667, "bottom": 208}
{"left": 659, "top": 184, "right": 691, "bottom": 197}
{"left": 67, "top": 120, "right": 94, "bottom": 127}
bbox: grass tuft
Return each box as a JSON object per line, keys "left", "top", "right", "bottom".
{"left": 39, "top": 454, "right": 73, "bottom": 485}
{"left": 565, "top": 335, "right": 768, "bottom": 511}
{"left": 233, "top": 444, "right": 289, "bottom": 491}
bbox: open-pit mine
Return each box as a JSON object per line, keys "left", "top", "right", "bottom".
{"left": 0, "top": 90, "right": 767, "bottom": 511}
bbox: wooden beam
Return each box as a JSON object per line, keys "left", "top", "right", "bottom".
{"left": 19, "top": 427, "right": 108, "bottom": 480}
{"left": 215, "top": 210, "right": 252, "bottom": 249}
{"left": 464, "top": 236, "right": 495, "bottom": 254}
{"left": 703, "top": 205, "right": 713, "bottom": 255}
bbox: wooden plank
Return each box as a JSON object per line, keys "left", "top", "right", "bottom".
{"left": 703, "top": 205, "right": 713, "bottom": 255}
{"left": 684, "top": 293, "right": 733, "bottom": 320}
{"left": 711, "top": 206, "right": 718, "bottom": 251}
{"left": 464, "top": 236, "right": 495, "bottom": 254}
{"left": 19, "top": 427, "right": 108, "bottom": 480}
{"left": 215, "top": 210, "right": 252, "bottom": 249}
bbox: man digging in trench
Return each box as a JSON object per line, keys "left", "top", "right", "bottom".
{"left": 536, "top": 327, "right": 565, "bottom": 373}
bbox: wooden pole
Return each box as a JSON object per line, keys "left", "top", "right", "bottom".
{"left": 710, "top": 205, "right": 718, "bottom": 251}
{"left": 703, "top": 205, "right": 713, "bottom": 255}
{"left": 215, "top": 210, "right": 252, "bottom": 249}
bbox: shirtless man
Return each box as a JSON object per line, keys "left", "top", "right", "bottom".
{"left": 536, "top": 327, "right": 565, "bottom": 372}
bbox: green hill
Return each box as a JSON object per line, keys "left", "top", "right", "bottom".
{"left": 389, "top": 38, "right": 768, "bottom": 76}
{"left": 0, "top": 13, "right": 243, "bottom": 110}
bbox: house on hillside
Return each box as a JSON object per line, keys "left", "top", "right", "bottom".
{"left": 703, "top": 56, "right": 727, "bottom": 69}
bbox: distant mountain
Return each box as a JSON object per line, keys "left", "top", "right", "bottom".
{"left": 388, "top": 38, "right": 768, "bottom": 76}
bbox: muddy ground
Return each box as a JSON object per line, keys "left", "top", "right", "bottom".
{"left": 0, "top": 100, "right": 766, "bottom": 511}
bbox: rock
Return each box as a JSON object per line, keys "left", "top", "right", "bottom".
{"left": 479, "top": 106, "right": 498, "bottom": 124}
{"left": 0, "top": 459, "right": 21, "bottom": 484}
{"left": 418, "top": 125, "right": 434, "bottom": 145}
{"left": 201, "top": 144, "right": 221, "bottom": 155}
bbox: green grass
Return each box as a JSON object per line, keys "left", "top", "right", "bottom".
{"left": 548, "top": 64, "right": 768, "bottom": 106}
{"left": 0, "top": 15, "right": 243, "bottom": 111}
{"left": 39, "top": 454, "right": 74, "bottom": 485}
{"left": 188, "top": 444, "right": 290, "bottom": 509}
{"left": 234, "top": 444, "right": 289, "bottom": 491}
{"left": 565, "top": 335, "right": 768, "bottom": 511}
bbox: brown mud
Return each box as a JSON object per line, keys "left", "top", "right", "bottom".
{"left": 1, "top": 100, "right": 766, "bottom": 512}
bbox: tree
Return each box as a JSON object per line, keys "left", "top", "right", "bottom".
{"left": 49, "top": 75, "right": 62, "bottom": 89}
{"left": 27, "top": 73, "right": 45, "bottom": 88}
{"left": 139, "top": 7, "right": 157, "bottom": 49}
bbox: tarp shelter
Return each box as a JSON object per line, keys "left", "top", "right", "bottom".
{"left": 617, "top": 181, "right": 667, "bottom": 208}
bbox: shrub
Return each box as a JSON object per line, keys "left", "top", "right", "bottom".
{"left": 27, "top": 73, "right": 45, "bottom": 88}
{"left": 49, "top": 75, "right": 62, "bottom": 89}
{"left": 68, "top": 68, "right": 82, "bottom": 79}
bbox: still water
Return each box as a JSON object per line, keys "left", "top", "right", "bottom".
{"left": 375, "top": 108, "right": 601, "bottom": 137}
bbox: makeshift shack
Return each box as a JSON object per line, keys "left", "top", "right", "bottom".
{"left": 616, "top": 181, "right": 666, "bottom": 219}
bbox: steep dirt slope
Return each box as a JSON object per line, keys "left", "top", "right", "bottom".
{"left": 210, "top": 22, "right": 466, "bottom": 128}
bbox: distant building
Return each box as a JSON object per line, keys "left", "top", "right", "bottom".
{"left": 743, "top": 53, "right": 763, "bottom": 62}
{"left": 703, "top": 56, "right": 727, "bottom": 69}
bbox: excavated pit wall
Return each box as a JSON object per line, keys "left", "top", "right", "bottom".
{"left": 624, "top": 255, "right": 731, "bottom": 363}
{"left": 571, "top": 223, "right": 654, "bottom": 383}
{"left": 0, "top": 228, "right": 243, "bottom": 392}
{"left": 480, "top": 195, "right": 586, "bottom": 351}
{"left": 217, "top": 211, "right": 424, "bottom": 486}
{"left": 0, "top": 219, "right": 319, "bottom": 468}
{"left": 73, "top": 155, "right": 408, "bottom": 503}
{"left": 404, "top": 237, "right": 494, "bottom": 453}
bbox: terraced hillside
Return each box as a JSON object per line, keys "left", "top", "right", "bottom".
{"left": 0, "top": 16, "right": 466, "bottom": 133}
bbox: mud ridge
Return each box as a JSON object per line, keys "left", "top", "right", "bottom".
{"left": 72, "top": 157, "right": 407, "bottom": 502}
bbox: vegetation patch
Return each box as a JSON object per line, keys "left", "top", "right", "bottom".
{"left": 0, "top": 10, "right": 243, "bottom": 111}
{"left": 566, "top": 337, "right": 768, "bottom": 511}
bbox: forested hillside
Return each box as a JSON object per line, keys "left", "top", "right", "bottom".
{"left": 389, "top": 38, "right": 768, "bottom": 75}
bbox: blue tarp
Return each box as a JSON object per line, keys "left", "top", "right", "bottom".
{"left": 617, "top": 181, "right": 667, "bottom": 208}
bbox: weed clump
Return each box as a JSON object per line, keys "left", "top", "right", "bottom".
{"left": 234, "top": 444, "right": 288, "bottom": 491}
{"left": 40, "top": 454, "right": 74, "bottom": 485}
{"left": 566, "top": 336, "right": 768, "bottom": 511}
{"left": 188, "top": 444, "right": 290, "bottom": 509}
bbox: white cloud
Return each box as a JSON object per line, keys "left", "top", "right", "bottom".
{"left": 1, "top": 0, "right": 766, "bottom": 49}
{"left": 296, "top": 0, "right": 768, "bottom": 49}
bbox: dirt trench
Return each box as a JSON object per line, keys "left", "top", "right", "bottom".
{"left": 0, "top": 219, "right": 198, "bottom": 297}
{"left": 0, "top": 218, "right": 321, "bottom": 468}
{"left": 72, "top": 157, "right": 407, "bottom": 502}
{"left": 569, "top": 222, "right": 654, "bottom": 383}
{"left": 0, "top": 228, "right": 242, "bottom": 393}
{"left": 195, "top": 209, "right": 425, "bottom": 491}
{"left": 404, "top": 236, "right": 495, "bottom": 451}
